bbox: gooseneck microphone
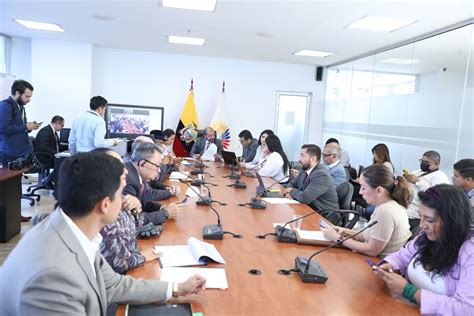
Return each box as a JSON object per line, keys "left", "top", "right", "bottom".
{"left": 239, "top": 174, "right": 290, "bottom": 209}
{"left": 293, "top": 221, "right": 379, "bottom": 283}
{"left": 255, "top": 210, "right": 318, "bottom": 241}
{"left": 179, "top": 180, "right": 242, "bottom": 240}
{"left": 173, "top": 169, "right": 217, "bottom": 187}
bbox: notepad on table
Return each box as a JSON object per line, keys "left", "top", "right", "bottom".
{"left": 295, "top": 229, "right": 333, "bottom": 246}
{"left": 160, "top": 267, "right": 228, "bottom": 289}
{"left": 169, "top": 171, "right": 189, "bottom": 180}
{"left": 155, "top": 237, "right": 225, "bottom": 267}
{"left": 262, "top": 198, "right": 300, "bottom": 204}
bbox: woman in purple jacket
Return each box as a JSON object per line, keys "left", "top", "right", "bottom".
{"left": 374, "top": 184, "right": 474, "bottom": 315}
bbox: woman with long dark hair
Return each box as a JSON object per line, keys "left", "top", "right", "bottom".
{"left": 322, "top": 164, "right": 412, "bottom": 257}
{"left": 246, "top": 129, "right": 274, "bottom": 167}
{"left": 257, "top": 134, "right": 289, "bottom": 181}
{"left": 374, "top": 184, "right": 474, "bottom": 314}
{"left": 372, "top": 143, "right": 395, "bottom": 174}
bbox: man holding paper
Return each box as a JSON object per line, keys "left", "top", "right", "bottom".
{"left": 0, "top": 151, "right": 206, "bottom": 315}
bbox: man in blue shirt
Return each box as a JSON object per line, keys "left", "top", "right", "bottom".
{"left": 0, "top": 80, "right": 41, "bottom": 166}
{"left": 69, "top": 96, "right": 118, "bottom": 154}
{"left": 322, "top": 143, "right": 347, "bottom": 186}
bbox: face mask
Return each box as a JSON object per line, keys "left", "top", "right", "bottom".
{"left": 420, "top": 161, "right": 431, "bottom": 172}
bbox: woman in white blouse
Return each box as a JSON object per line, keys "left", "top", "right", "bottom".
{"left": 257, "top": 134, "right": 289, "bottom": 181}
{"left": 372, "top": 143, "right": 395, "bottom": 174}
{"left": 245, "top": 129, "right": 274, "bottom": 168}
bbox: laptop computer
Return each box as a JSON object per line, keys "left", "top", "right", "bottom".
{"left": 256, "top": 173, "right": 283, "bottom": 198}
{"left": 221, "top": 150, "right": 238, "bottom": 166}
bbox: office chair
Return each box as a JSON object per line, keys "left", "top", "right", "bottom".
{"left": 326, "top": 182, "right": 360, "bottom": 229}
{"left": 27, "top": 137, "right": 55, "bottom": 195}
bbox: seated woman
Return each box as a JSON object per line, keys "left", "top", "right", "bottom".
{"left": 322, "top": 164, "right": 412, "bottom": 257}
{"left": 374, "top": 184, "right": 474, "bottom": 314}
{"left": 245, "top": 129, "right": 274, "bottom": 168}
{"left": 257, "top": 134, "right": 289, "bottom": 182}
{"left": 94, "top": 148, "right": 159, "bottom": 274}
{"left": 372, "top": 143, "right": 395, "bottom": 174}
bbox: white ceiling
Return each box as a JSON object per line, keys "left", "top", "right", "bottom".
{"left": 0, "top": 0, "right": 473, "bottom": 66}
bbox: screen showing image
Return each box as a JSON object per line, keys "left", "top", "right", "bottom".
{"left": 106, "top": 104, "right": 164, "bottom": 138}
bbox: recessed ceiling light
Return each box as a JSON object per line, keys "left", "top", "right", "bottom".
{"left": 14, "top": 19, "right": 65, "bottom": 32}
{"left": 168, "top": 35, "right": 205, "bottom": 46}
{"left": 161, "top": 0, "right": 217, "bottom": 12}
{"left": 346, "top": 16, "right": 417, "bottom": 32}
{"left": 293, "top": 50, "right": 334, "bottom": 58}
{"left": 381, "top": 58, "right": 421, "bottom": 65}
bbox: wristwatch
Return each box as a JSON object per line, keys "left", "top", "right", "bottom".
{"left": 172, "top": 282, "right": 179, "bottom": 298}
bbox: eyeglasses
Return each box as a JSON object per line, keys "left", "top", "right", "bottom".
{"left": 143, "top": 159, "right": 161, "bottom": 170}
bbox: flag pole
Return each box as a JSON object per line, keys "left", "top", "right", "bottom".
{"left": 190, "top": 78, "right": 194, "bottom": 91}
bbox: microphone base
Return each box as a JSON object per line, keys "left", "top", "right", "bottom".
{"left": 196, "top": 198, "right": 212, "bottom": 206}
{"left": 275, "top": 225, "right": 297, "bottom": 243}
{"left": 242, "top": 171, "right": 254, "bottom": 177}
{"left": 190, "top": 170, "right": 205, "bottom": 175}
{"left": 295, "top": 256, "right": 328, "bottom": 283}
{"left": 233, "top": 181, "right": 247, "bottom": 189}
{"left": 224, "top": 173, "right": 241, "bottom": 180}
{"left": 250, "top": 198, "right": 266, "bottom": 209}
{"left": 191, "top": 180, "right": 204, "bottom": 187}
{"left": 203, "top": 224, "right": 224, "bottom": 240}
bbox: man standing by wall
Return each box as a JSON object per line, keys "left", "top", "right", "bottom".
{"left": 0, "top": 80, "right": 40, "bottom": 166}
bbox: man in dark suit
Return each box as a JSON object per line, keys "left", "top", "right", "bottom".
{"left": 238, "top": 130, "right": 259, "bottom": 162}
{"left": 123, "top": 142, "right": 179, "bottom": 225}
{"left": 190, "top": 126, "right": 222, "bottom": 159}
{"left": 0, "top": 151, "right": 206, "bottom": 315}
{"left": 282, "top": 144, "right": 339, "bottom": 219}
{"left": 0, "top": 80, "right": 40, "bottom": 166}
{"left": 34, "top": 115, "right": 65, "bottom": 188}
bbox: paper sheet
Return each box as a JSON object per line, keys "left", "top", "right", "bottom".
{"left": 169, "top": 171, "right": 189, "bottom": 180}
{"left": 201, "top": 143, "right": 217, "bottom": 161}
{"left": 185, "top": 186, "right": 200, "bottom": 197}
{"left": 296, "top": 230, "right": 330, "bottom": 241}
{"left": 160, "top": 267, "right": 228, "bottom": 289}
{"left": 262, "top": 198, "right": 300, "bottom": 204}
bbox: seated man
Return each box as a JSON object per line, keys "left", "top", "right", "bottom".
{"left": 322, "top": 143, "right": 347, "bottom": 186}
{"left": 325, "top": 138, "right": 350, "bottom": 167}
{"left": 0, "top": 151, "right": 205, "bottom": 315}
{"left": 34, "top": 115, "right": 65, "bottom": 188}
{"left": 238, "top": 130, "right": 259, "bottom": 162}
{"left": 404, "top": 150, "right": 450, "bottom": 229}
{"left": 452, "top": 158, "right": 474, "bottom": 208}
{"left": 93, "top": 147, "right": 159, "bottom": 274}
{"left": 190, "top": 126, "right": 222, "bottom": 160}
{"left": 282, "top": 144, "right": 339, "bottom": 219}
{"left": 123, "top": 142, "right": 179, "bottom": 225}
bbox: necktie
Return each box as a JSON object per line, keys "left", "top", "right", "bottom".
{"left": 54, "top": 132, "right": 60, "bottom": 153}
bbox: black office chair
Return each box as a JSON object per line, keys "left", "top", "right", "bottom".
{"left": 327, "top": 182, "right": 360, "bottom": 229}
{"left": 27, "top": 137, "right": 55, "bottom": 195}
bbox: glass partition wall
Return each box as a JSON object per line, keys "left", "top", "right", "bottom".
{"left": 323, "top": 24, "right": 473, "bottom": 174}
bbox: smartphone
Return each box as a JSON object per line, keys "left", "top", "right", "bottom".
{"left": 319, "top": 219, "right": 328, "bottom": 228}
{"left": 364, "top": 256, "right": 379, "bottom": 267}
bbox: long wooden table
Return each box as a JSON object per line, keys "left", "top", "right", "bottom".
{"left": 119, "top": 162, "right": 418, "bottom": 315}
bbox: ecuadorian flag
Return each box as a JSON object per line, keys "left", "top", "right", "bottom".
{"left": 173, "top": 81, "right": 199, "bottom": 157}
{"left": 210, "top": 81, "right": 231, "bottom": 150}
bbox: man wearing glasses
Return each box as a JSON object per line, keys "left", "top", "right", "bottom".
{"left": 403, "top": 150, "right": 450, "bottom": 229}
{"left": 123, "top": 142, "right": 179, "bottom": 225}
{"left": 322, "top": 143, "right": 347, "bottom": 186}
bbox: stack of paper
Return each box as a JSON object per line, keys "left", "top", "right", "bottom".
{"left": 160, "top": 267, "right": 228, "bottom": 289}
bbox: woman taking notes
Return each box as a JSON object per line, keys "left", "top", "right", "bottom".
{"left": 322, "top": 164, "right": 412, "bottom": 257}
{"left": 374, "top": 184, "right": 474, "bottom": 314}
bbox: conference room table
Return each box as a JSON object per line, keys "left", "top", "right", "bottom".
{"left": 118, "top": 162, "right": 418, "bottom": 315}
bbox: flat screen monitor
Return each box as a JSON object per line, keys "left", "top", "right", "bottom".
{"left": 105, "top": 104, "right": 164, "bottom": 139}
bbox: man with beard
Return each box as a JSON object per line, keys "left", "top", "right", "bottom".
{"left": 0, "top": 80, "right": 40, "bottom": 167}
{"left": 282, "top": 144, "right": 339, "bottom": 218}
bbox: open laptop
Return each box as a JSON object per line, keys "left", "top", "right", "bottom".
{"left": 256, "top": 173, "right": 283, "bottom": 198}
{"left": 221, "top": 150, "right": 238, "bottom": 166}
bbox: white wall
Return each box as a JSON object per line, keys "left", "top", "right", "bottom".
{"left": 91, "top": 47, "right": 324, "bottom": 152}
{"left": 10, "top": 37, "right": 31, "bottom": 82}
{"left": 28, "top": 39, "right": 93, "bottom": 131}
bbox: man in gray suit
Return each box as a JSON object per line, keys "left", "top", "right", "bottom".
{"left": 0, "top": 151, "right": 205, "bottom": 315}
{"left": 282, "top": 144, "right": 339, "bottom": 218}
{"left": 238, "top": 130, "right": 259, "bottom": 162}
{"left": 190, "top": 126, "right": 222, "bottom": 159}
